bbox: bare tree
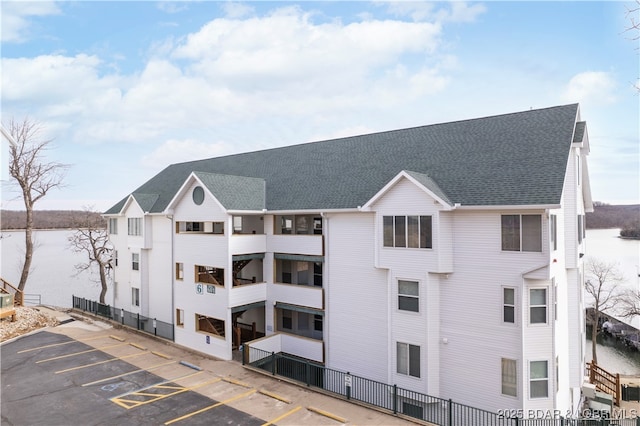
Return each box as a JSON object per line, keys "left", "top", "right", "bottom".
{"left": 7, "top": 118, "right": 68, "bottom": 291}
{"left": 68, "top": 208, "right": 113, "bottom": 304}
{"left": 584, "top": 258, "right": 624, "bottom": 365}
{"left": 623, "top": 0, "right": 640, "bottom": 90}
{"left": 617, "top": 288, "right": 640, "bottom": 318}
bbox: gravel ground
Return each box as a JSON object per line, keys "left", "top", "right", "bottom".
{"left": 0, "top": 306, "right": 59, "bottom": 342}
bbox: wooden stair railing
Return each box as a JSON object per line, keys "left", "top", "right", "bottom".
{"left": 1, "top": 278, "right": 23, "bottom": 307}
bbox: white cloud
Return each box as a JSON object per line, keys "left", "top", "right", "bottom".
{"left": 156, "top": 2, "right": 189, "bottom": 14}
{"left": 561, "top": 71, "right": 617, "bottom": 106}
{"left": 0, "top": 1, "right": 61, "bottom": 43}
{"left": 2, "top": 6, "right": 455, "bottom": 159}
{"left": 379, "top": 1, "right": 486, "bottom": 23}
{"left": 221, "top": 2, "right": 255, "bottom": 19}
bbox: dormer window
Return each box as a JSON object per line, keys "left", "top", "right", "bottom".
{"left": 383, "top": 216, "right": 432, "bottom": 249}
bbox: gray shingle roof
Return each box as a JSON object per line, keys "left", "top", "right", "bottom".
{"left": 105, "top": 104, "right": 579, "bottom": 214}
{"left": 403, "top": 171, "right": 452, "bottom": 206}
{"left": 194, "top": 171, "right": 265, "bottom": 211}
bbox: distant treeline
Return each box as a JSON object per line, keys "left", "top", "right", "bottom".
{"left": 2, "top": 204, "right": 638, "bottom": 231}
{"left": 1, "top": 210, "right": 105, "bottom": 230}
{"left": 586, "top": 203, "right": 639, "bottom": 230}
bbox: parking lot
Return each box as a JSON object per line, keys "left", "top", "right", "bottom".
{"left": 1, "top": 317, "right": 410, "bottom": 425}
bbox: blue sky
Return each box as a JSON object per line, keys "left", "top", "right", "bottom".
{"left": 1, "top": 1, "right": 638, "bottom": 211}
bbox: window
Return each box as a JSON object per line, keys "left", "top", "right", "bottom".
{"left": 383, "top": 216, "right": 432, "bottom": 249}
{"left": 128, "top": 218, "right": 142, "bottom": 236}
{"left": 530, "top": 361, "right": 549, "bottom": 398}
{"left": 550, "top": 215, "right": 557, "bottom": 251}
{"left": 281, "top": 309, "right": 292, "bottom": 330}
{"left": 109, "top": 218, "right": 118, "bottom": 235}
{"left": 275, "top": 215, "right": 321, "bottom": 235}
{"left": 132, "top": 253, "right": 139, "bottom": 271}
{"left": 175, "top": 263, "right": 183, "bottom": 280}
{"left": 176, "top": 221, "right": 224, "bottom": 234}
{"left": 131, "top": 287, "right": 140, "bottom": 306}
{"left": 403, "top": 402, "right": 424, "bottom": 420}
{"left": 314, "top": 314, "right": 323, "bottom": 332}
{"left": 397, "top": 342, "right": 420, "bottom": 378}
{"left": 501, "top": 358, "right": 517, "bottom": 397}
{"left": 195, "top": 314, "right": 225, "bottom": 337}
{"left": 398, "top": 280, "right": 419, "bottom": 312}
{"left": 503, "top": 288, "right": 515, "bottom": 323}
{"left": 501, "top": 214, "right": 542, "bottom": 252}
{"left": 233, "top": 216, "right": 242, "bottom": 233}
{"left": 530, "top": 288, "right": 547, "bottom": 324}
{"left": 176, "top": 309, "right": 184, "bottom": 327}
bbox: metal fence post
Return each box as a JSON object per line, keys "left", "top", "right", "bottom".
{"left": 306, "top": 361, "right": 311, "bottom": 387}
{"left": 346, "top": 372, "right": 351, "bottom": 400}
{"left": 153, "top": 318, "right": 157, "bottom": 336}
{"left": 137, "top": 313, "right": 140, "bottom": 330}
{"left": 393, "top": 384, "right": 397, "bottom": 414}
{"left": 271, "top": 352, "right": 276, "bottom": 375}
{"left": 448, "top": 399, "right": 453, "bottom": 426}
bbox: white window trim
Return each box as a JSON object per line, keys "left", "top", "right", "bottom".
{"left": 397, "top": 279, "right": 420, "bottom": 314}
{"left": 529, "top": 287, "right": 548, "bottom": 325}
{"left": 529, "top": 359, "right": 549, "bottom": 399}
{"left": 502, "top": 286, "right": 516, "bottom": 325}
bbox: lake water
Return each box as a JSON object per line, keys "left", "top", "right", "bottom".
{"left": 1, "top": 228, "right": 638, "bottom": 373}
{"left": 0, "top": 229, "right": 114, "bottom": 308}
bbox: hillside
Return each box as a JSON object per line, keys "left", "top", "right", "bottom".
{"left": 1, "top": 210, "right": 105, "bottom": 230}
{"left": 2, "top": 204, "right": 637, "bottom": 230}
{"left": 585, "top": 203, "right": 639, "bottom": 230}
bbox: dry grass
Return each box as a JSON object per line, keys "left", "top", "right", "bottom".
{"left": 0, "top": 307, "right": 59, "bottom": 341}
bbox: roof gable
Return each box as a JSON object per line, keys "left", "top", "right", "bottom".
{"left": 363, "top": 170, "right": 453, "bottom": 210}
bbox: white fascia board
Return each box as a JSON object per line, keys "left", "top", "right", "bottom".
{"left": 164, "top": 172, "right": 228, "bottom": 214}
{"left": 119, "top": 194, "right": 143, "bottom": 215}
{"left": 226, "top": 210, "right": 268, "bottom": 215}
{"left": 265, "top": 208, "right": 361, "bottom": 215}
{"left": 165, "top": 171, "right": 198, "bottom": 211}
{"left": 454, "top": 204, "right": 561, "bottom": 211}
{"left": 361, "top": 170, "right": 453, "bottom": 211}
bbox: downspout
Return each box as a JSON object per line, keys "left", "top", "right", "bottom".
{"left": 166, "top": 213, "right": 175, "bottom": 335}
{"left": 321, "top": 211, "right": 329, "bottom": 365}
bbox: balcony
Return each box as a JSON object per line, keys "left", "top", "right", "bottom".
{"left": 245, "top": 333, "right": 324, "bottom": 363}
{"left": 271, "top": 283, "right": 323, "bottom": 310}
{"left": 230, "top": 234, "right": 267, "bottom": 255}
{"left": 229, "top": 283, "right": 267, "bottom": 308}
{"left": 268, "top": 235, "right": 323, "bottom": 256}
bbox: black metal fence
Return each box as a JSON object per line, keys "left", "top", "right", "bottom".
{"left": 72, "top": 295, "right": 174, "bottom": 341}
{"left": 245, "top": 346, "right": 640, "bottom": 426}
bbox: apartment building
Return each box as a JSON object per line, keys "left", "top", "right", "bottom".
{"left": 104, "top": 103, "right": 592, "bottom": 415}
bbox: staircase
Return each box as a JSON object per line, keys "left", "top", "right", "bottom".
{"left": 1, "top": 278, "right": 23, "bottom": 306}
